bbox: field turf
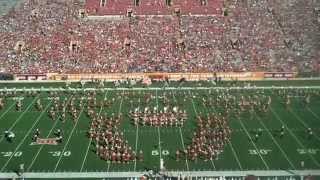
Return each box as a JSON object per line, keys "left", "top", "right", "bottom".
{"left": 0, "top": 80, "right": 320, "bottom": 177}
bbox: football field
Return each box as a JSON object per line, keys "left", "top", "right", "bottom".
{"left": 0, "top": 80, "right": 320, "bottom": 179}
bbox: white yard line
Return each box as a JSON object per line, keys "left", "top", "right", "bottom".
{"left": 0, "top": 101, "right": 52, "bottom": 172}
{"left": 170, "top": 90, "right": 190, "bottom": 171}
{"left": 80, "top": 90, "right": 109, "bottom": 172}
{"left": 53, "top": 103, "right": 86, "bottom": 172}
{"left": 238, "top": 119, "right": 270, "bottom": 170}
{"left": 178, "top": 128, "right": 190, "bottom": 171}
{"left": 0, "top": 95, "right": 39, "bottom": 143}
{"left": 157, "top": 127, "right": 162, "bottom": 163}
{"left": 255, "top": 113, "right": 295, "bottom": 169}
{"left": 201, "top": 95, "right": 243, "bottom": 170}
{"left": 107, "top": 90, "right": 124, "bottom": 172}
{"left": 27, "top": 119, "right": 59, "bottom": 171}
{"left": 155, "top": 89, "right": 162, "bottom": 166}
{"left": 288, "top": 109, "right": 320, "bottom": 142}
{"left": 307, "top": 107, "right": 320, "bottom": 120}
{"left": 201, "top": 94, "right": 243, "bottom": 170}
{"left": 133, "top": 123, "right": 139, "bottom": 171}
{"left": 0, "top": 103, "right": 15, "bottom": 122}
{"left": 189, "top": 96, "right": 216, "bottom": 170}
{"left": 133, "top": 89, "right": 142, "bottom": 171}
{"left": 28, "top": 95, "right": 74, "bottom": 171}
{"left": 228, "top": 141, "right": 243, "bottom": 170}
{"left": 270, "top": 107, "right": 320, "bottom": 167}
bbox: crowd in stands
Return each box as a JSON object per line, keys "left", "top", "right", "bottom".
{"left": 86, "top": 0, "right": 223, "bottom": 15}
{"left": 0, "top": 0, "right": 319, "bottom": 74}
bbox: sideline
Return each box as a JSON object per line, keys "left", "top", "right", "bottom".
{"left": 1, "top": 86, "right": 320, "bottom": 92}
{"left": 0, "top": 170, "right": 320, "bottom": 178}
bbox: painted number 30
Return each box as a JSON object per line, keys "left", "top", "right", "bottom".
{"left": 249, "top": 149, "right": 271, "bottom": 155}
{"left": 152, "top": 150, "right": 170, "bottom": 156}
{"left": 49, "top": 151, "right": 71, "bottom": 157}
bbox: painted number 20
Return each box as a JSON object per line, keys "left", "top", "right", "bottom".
{"left": 1, "top": 151, "right": 23, "bottom": 157}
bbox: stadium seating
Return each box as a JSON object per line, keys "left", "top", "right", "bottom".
{"left": 85, "top": 0, "right": 222, "bottom": 15}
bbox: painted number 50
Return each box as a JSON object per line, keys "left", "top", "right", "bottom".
{"left": 152, "top": 150, "right": 170, "bottom": 156}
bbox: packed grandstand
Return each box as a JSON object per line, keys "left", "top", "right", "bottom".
{"left": 0, "top": 0, "right": 319, "bottom": 75}
{"left": 0, "top": 1, "right": 320, "bottom": 180}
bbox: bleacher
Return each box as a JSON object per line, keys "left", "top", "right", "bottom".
{"left": 85, "top": 0, "right": 223, "bottom": 16}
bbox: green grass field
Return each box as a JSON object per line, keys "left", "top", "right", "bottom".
{"left": 0, "top": 80, "right": 320, "bottom": 179}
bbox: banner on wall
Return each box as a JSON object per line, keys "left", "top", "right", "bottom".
{"left": 264, "top": 72, "right": 296, "bottom": 79}
{"left": 14, "top": 74, "right": 47, "bottom": 80}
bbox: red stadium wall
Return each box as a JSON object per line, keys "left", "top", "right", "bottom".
{"left": 85, "top": 0, "right": 223, "bottom": 15}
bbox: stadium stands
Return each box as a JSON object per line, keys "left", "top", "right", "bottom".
{"left": 0, "top": 0, "right": 318, "bottom": 74}
{"left": 85, "top": 0, "right": 223, "bottom": 15}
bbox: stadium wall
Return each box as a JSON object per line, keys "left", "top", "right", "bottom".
{"left": 43, "top": 72, "right": 296, "bottom": 81}
{"left": 11, "top": 72, "right": 297, "bottom": 81}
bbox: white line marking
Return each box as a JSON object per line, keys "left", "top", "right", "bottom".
{"left": 0, "top": 95, "right": 40, "bottom": 143}
{"left": 228, "top": 141, "right": 243, "bottom": 170}
{"left": 270, "top": 107, "right": 320, "bottom": 167}
{"left": 0, "top": 103, "right": 16, "bottom": 121}
{"left": 133, "top": 122, "right": 139, "bottom": 171}
{"left": 27, "top": 95, "right": 74, "bottom": 171}
{"left": 0, "top": 101, "right": 52, "bottom": 172}
{"left": 255, "top": 113, "right": 295, "bottom": 169}
{"left": 179, "top": 128, "right": 190, "bottom": 171}
{"left": 189, "top": 96, "right": 216, "bottom": 170}
{"left": 171, "top": 90, "right": 190, "bottom": 171}
{"left": 201, "top": 93, "right": 243, "bottom": 170}
{"left": 268, "top": 91, "right": 320, "bottom": 167}
{"left": 307, "top": 107, "right": 320, "bottom": 120}
{"left": 107, "top": 90, "right": 124, "bottom": 172}
{"left": 53, "top": 102, "right": 86, "bottom": 172}
{"left": 157, "top": 127, "right": 162, "bottom": 161}
{"left": 80, "top": 91, "right": 109, "bottom": 172}
{"left": 288, "top": 109, "right": 320, "bottom": 142}
{"left": 27, "top": 119, "right": 59, "bottom": 171}
{"left": 238, "top": 118, "right": 270, "bottom": 170}
{"left": 155, "top": 89, "right": 163, "bottom": 168}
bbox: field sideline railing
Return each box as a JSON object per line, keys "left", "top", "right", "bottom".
{"left": 0, "top": 170, "right": 319, "bottom": 179}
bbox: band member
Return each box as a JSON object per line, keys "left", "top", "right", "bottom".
{"left": 16, "top": 99, "right": 22, "bottom": 111}
{"left": 176, "top": 150, "right": 180, "bottom": 161}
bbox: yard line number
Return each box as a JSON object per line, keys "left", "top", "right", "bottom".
{"left": 152, "top": 150, "right": 170, "bottom": 156}
{"left": 1, "top": 151, "right": 23, "bottom": 157}
{"left": 49, "top": 151, "right": 71, "bottom": 157}
{"left": 249, "top": 149, "right": 272, "bottom": 155}
{"left": 12, "top": 97, "right": 24, "bottom": 100}
{"left": 297, "top": 148, "right": 319, "bottom": 155}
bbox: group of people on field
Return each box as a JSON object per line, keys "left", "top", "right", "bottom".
{"left": 130, "top": 106, "right": 187, "bottom": 127}
{"left": 177, "top": 114, "right": 231, "bottom": 161}
{"left": 88, "top": 112, "right": 141, "bottom": 163}
{"left": 0, "top": 87, "right": 319, "bottom": 163}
